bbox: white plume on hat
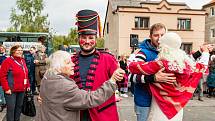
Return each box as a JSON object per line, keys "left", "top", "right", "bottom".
{"left": 159, "top": 32, "right": 182, "bottom": 49}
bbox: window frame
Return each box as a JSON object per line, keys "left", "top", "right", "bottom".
{"left": 211, "top": 28, "right": 215, "bottom": 38}
{"left": 177, "top": 18, "right": 191, "bottom": 30}
{"left": 180, "top": 42, "right": 193, "bottom": 54}
{"left": 134, "top": 17, "right": 150, "bottom": 29}
{"left": 210, "top": 7, "right": 215, "bottom": 16}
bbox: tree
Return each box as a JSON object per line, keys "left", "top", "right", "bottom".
{"left": 67, "top": 28, "right": 78, "bottom": 45}
{"left": 9, "top": 0, "right": 49, "bottom": 32}
{"left": 52, "top": 35, "right": 67, "bottom": 51}
{"left": 96, "top": 37, "right": 104, "bottom": 48}
{"left": 52, "top": 28, "right": 78, "bottom": 51}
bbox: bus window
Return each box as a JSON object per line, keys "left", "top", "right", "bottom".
{"left": 0, "top": 32, "right": 53, "bottom": 55}
{"left": 68, "top": 45, "right": 80, "bottom": 54}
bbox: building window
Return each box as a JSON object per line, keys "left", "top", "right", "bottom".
{"left": 177, "top": 18, "right": 191, "bottom": 30}
{"left": 180, "top": 43, "right": 192, "bottom": 54}
{"left": 135, "top": 17, "right": 149, "bottom": 28}
{"left": 107, "top": 22, "right": 109, "bottom": 34}
{"left": 211, "top": 28, "right": 215, "bottom": 38}
{"left": 130, "top": 34, "right": 139, "bottom": 47}
{"left": 210, "top": 7, "right": 215, "bottom": 16}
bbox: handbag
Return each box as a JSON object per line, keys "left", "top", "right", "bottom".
{"left": 22, "top": 91, "right": 36, "bottom": 117}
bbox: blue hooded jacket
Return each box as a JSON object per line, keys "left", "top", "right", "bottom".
{"left": 134, "top": 39, "right": 158, "bottom": 107}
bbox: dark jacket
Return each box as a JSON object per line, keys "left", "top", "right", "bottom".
{"left": 207, "top": 59, "right": 215, "bottom": 88}
{"left": 0, "top": 53, "right": 7, "bottom": 65}
{"left": 24, "top": 51, "right": 35, "bottom": 76}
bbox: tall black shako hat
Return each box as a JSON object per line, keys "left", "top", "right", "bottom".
{"left": 76, "top": 9, "right": 102, "bottom": 37}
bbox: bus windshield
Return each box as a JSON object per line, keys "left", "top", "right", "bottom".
{"left": 0, "top": 32, "right": 53, "bottom": 55}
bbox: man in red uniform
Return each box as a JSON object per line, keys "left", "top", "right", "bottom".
{"left": 71, "top": 9, "right": 121, "bottom": 121}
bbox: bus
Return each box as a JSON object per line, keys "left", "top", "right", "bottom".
{"left": 68, "top": 45, "right": 80, "bottom": 54}
{"left": 0, "top": 32, "right": 53, "bottom": 55}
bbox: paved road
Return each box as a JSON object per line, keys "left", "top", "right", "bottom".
{"left": 118, "top": 95, "right": 215, "bottom": 121}
{"left": 0, "top": 95, "right": 215, "bottom": 121}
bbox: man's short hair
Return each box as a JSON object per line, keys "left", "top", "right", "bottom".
{"left": 38, "top": 36, "right": 46, "bottom": 43}
{"left": 150, "top": 23, "right": 166, "bottom": 35}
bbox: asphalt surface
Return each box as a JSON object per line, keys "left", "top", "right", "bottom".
{"left": 0, "top": 94, "right": 215, "bottom": 121}
{"left": 117, "top": 95, "right": 215, "bottom": 121}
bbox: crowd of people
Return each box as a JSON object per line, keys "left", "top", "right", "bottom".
{"left": 0, "top": 9, "right": 214, "bottom": 121}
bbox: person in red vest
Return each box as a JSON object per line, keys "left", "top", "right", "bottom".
{"left": 71, "top": 9, "right": 122, "bottom": 121}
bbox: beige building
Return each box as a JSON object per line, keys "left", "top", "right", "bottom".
{"left": 203, "top": 0, "right": 215, "bottom": 44}
{"left": 103, "top": 0, "right": 206, "bottom": 56}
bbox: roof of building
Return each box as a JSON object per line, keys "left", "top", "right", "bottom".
{"left": 209, "top": 0, "right": 215, "bottom": 4}
{"left": 203, "top": 0, "right": 215, "bottom": 8}
{"left": 109, "top": 0, "right": 188, "bottom": 11}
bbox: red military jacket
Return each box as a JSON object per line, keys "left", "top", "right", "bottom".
{"left": 71, "top": 50, "right": 119, "bottom": 121}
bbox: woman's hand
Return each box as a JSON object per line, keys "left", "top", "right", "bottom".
{"left": 26, "top": 87, "right": 31, "bottom": 92}
{"left": 111, "top": 68, "right": 125, "bottom": 82}
{"left": 5, "top": 89, "right": 12, "bottom": 95}
{"left": 34, "top": 60, "right": 39, "bottom": 64}
{"left": 37, "top": 95, "right": 42, "bottom": 105}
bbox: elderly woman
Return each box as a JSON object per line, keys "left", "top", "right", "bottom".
{"left": 37, "top": 50, "right": 124, "bottom": 121}
{"left": 34, "top": 45, "right": 48, "bottom": 90}
{"left": 0, "top": 45, "right": 30, "bottom": 121}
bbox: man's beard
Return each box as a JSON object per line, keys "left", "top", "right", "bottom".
{"left": 80, "top": 45, "right": 96, "bottom": 53}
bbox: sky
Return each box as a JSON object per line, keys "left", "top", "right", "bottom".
{"left": 0, "top": 0, "right": 212, "bottom": 35}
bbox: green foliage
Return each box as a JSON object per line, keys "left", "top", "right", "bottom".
{"left": 96, "top": 37, "right": 104, "bottom": 48}
{"left": 9, "top": 0, "right": 49, "bottom": 32}
{"left": 67, "top": 28, "right": 78, "bottom": 45}
{"left": 6, "top": 27, "right": 17, "bottom": 32}
{"left": 52, "top": 28, "right": 79, "bottom": 51}
{"left": 52, "top": 35, "right": 66, "bottom": 51}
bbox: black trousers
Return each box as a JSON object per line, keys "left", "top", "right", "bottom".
{"left": 5, "top": 92, "right": 24, "bottom": 121}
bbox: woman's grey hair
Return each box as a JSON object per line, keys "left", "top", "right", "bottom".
{"left": 37, "top": 45, "right": 46, "bottom": 51}
{"left": 46, "top": 50, "right": 71, "bottom": 74}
